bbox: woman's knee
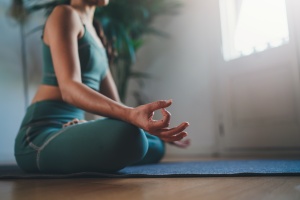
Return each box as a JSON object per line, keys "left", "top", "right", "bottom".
{"left": 132, "top": 133, "right": 165, "bottom": 165}
{"left": 112, "top": 121, "right": 149, "bottom": 164}
{"left": 86, "top": 119, "right": 149, "bottom": 171}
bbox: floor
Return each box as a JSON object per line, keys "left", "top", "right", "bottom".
{"left": 1, "top": 156, "right": 300, "bottom": 200}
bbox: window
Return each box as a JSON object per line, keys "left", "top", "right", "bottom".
{"left": 219, "top": 0, "right": 290, "bottom": 61}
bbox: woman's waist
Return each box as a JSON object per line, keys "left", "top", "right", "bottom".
{"left": 31, "top": 84, "right": 63, "bottom": 104}
{"left": 21, "top": 99, "right": 85, "bottom": 128}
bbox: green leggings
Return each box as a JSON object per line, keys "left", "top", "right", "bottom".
{"left": 14, "top": 100, "right": 165, "bottom": 173}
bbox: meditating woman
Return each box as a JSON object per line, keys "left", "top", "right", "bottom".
{"left": 14, "top": 0, "right": 190, "bottom": 173}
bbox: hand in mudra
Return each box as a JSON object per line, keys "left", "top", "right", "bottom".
{"left": 129, "top": 99, "right": 190, "bottom": 143}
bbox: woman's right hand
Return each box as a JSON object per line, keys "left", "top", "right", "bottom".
{"left": 127, "top": 100, "right": 189, "bottom": 142}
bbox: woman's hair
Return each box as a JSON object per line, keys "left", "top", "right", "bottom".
{"left": 92, "top": 20, "right": 116, "bottom": 66}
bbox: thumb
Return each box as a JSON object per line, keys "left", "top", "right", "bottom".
{"left": 148, "top": 99, "right": 172, "bottom": 112}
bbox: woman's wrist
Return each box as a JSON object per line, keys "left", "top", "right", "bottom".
{"left": 119, "top": 105, "right": 134, "bottom": 124}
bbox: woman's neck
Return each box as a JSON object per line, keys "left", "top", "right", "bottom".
{"left": 70, "top": 0, "right": 96, "bottom": 25}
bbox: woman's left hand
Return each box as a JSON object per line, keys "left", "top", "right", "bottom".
{"left": 127, "top": 100, "right": 190, "bottom": 143}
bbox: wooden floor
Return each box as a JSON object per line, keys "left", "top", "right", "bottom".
{"left": 1, "top": 157, "right": 300, "bottom": 200}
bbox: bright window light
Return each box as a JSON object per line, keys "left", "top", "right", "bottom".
{"left": 219, "top": 0, "right": 290, "bottom": 61}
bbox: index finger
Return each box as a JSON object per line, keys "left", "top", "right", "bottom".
{"left": 161, "top": 108, "right": 171, "bottom": 126}
{"left": 148, "top": 99, "right": 172, "bottom": 112}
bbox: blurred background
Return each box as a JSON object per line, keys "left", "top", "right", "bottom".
{"left": 1, "top": 0, "right": 300, "bottom": 164}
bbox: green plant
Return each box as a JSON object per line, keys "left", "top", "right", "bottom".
{"left": 94, "top": 0, "right": 180, "bottom": 101}
{"left": 10, "top": 0, "right": 180, "bottom": 102}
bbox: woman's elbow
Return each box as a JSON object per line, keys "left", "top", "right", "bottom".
{"left": 60, "top": 88, "right": 73, "bottom": 103}
{"left": 59, "top": 81, "right": 78, "bottom": 103}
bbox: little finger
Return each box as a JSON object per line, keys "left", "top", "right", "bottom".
{"left": 162, "top": 131, "right": 188, "bottom": 142}
{"left": 159, "top": 122, "right": 189, "bottom": 137}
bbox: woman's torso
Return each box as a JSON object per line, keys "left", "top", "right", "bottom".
{"left": 31, "top": 19, "right": 108, "bottom": 105}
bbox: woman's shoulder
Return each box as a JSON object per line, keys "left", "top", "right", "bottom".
{"left": 44, "top": 5, "right": 82, "bottom": 38}
{"left": 42, "top": 5, "right": 83, "bottom": 45}
{"left": 49, "top": 5, "right": 79, "bottom": 24}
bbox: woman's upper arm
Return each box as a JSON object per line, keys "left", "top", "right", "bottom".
{"left": 45, "top": 6, "right": 82, "bottom": 95}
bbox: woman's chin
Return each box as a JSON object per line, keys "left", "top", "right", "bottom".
{"left": 85, "top": 0, "right": 109, "bottom": 7}
{"left": 97, "top": 0, "right": 109, "bottom": 6}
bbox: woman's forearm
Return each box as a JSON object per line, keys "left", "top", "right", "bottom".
{"left": 99, "top": 71, "right": 122, "bottom": 103}
{"left": 61, "top": 81, "right": 189, "bottom": 142}
{"left": 61, "top": 81, "right": 132, "bottom": 122}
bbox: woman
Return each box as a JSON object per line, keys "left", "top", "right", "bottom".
{"left": 14, "top": 0, "right": 190, "bottom": 173}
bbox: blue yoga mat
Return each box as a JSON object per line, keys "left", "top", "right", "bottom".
{"left": 1, "top": 160, "right": 299, "bottom": 179}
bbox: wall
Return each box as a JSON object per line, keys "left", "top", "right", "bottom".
{"left": 126, "top": 0, "right": 221, "bottom": 156}
{"left": 0, "top": 0, "right": 44, "bottom": 164}
{"left": 0, "top": 1, "right": 24, "bottom": 164}
{"left": 127, "top": 0, "right": 300, "bottom": 156}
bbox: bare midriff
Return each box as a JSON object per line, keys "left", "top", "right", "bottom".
{"left": 31, "top": 85, "right": 63, "bottom": 104}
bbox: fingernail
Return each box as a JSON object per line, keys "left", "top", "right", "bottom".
{"left": 182, "top": 122, "right": 189, "bottom": 127}
{"left": 166, "top": 99, "right": 172, "bottom": 103}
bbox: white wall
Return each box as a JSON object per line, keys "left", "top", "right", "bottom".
{"left": 127, "top": 0, "right": 300, "bottom": 156}
{"left": 127, "top": 0, "right": 221, "bottom": 156}
{"left": 0, "top": 1, "right": 44, "bottom": 164}
{"left": 0, "top": 2, "right": 24, "bottom": 164}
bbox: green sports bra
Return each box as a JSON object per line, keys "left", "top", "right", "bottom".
{"left": 41, "top": 25, "right": 109, "bottom": 91}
